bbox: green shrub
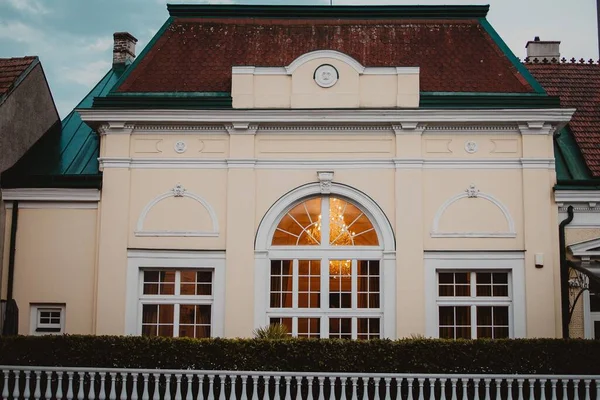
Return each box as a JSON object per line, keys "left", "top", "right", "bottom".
{"left": 0, "top": 336, "right": 599, "bottom": 374}
{"left": 253, "top": 323, "right": 289, "bottom": 339}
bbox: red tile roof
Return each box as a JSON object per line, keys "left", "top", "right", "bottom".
{"left": 0, "top": 56, "right": 37, "bottom": 96}
{"left": 117, "top": 18, "right": 534, "bottom": 94}
{"left": 527, "top": 62, "right": 600, "bottom": 176}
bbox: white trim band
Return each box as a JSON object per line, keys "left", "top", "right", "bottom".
{"left": 1, "top": 188, "right": 100, "bottom": 202}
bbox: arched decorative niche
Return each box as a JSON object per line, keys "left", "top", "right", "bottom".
{"left": 285, "top": 50, "right": 366, "bottom": 75}
{"left": 135, "top": 184, "right": 219, "bottom": 237}
{"left": 431, "top": 184, "right": 516, "bottom": 238}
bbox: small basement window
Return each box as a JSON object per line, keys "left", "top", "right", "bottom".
{"left": 30, "top": 304, "right": 65, "bottom": 335}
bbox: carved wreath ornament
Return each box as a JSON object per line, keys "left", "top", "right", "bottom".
{"left": 315, "top": 64, "right": 339, "bottom": 88}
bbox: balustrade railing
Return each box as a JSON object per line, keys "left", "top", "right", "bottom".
{"left": 0, "top": 367, "right": 597, "bottom": 400}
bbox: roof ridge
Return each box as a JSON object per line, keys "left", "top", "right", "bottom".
{"left": 167, "top": 4, "right": 490, "bottom": 19}
{"left": 524, "top": 57, "right": 600, "bottom": 65}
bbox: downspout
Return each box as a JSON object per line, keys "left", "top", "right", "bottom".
{"left": 6, "top": 201, "right": 18, "bottom": 301}
{"left": 558, "top": 205, "right": 574, "bottom": 339}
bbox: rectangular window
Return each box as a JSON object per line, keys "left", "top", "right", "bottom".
{"left": 268, "top": 258, "right": 382, "bottom": 339}
{"left": 139, "top": 269, "right": 213, "bottom": 338}
{"left": 437, "top": 271, "right": 511, "bottom": 339}
{"left": 30, "top": 304, "right": 65, "bottom": 335}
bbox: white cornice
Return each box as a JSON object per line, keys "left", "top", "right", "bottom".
{"left": 78, "top": 109, "right": 575, "bottom": 126}
{"left": 98, "top": 157, "right": 555, "bottom": 170}
{"left": 554, "top": 190, "right": 600, "bottom": 207}
{"left": 1, "top": 188, "right": 100, "bottom": 202}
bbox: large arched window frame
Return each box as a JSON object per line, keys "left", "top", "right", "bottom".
{"left": 254, "top": 182, "right": 396, "bottom": 339}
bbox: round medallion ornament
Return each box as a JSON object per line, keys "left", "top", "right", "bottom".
{"left": 314, "top": 64, "right": 339, "bottom": 88}
{"left": 464, "top": 140, "right": 478, "bottom": 154}
{"left": 174, "top": 141, "right": 187, "bottom": 154}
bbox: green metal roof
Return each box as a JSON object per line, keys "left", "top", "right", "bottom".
{"left": 1, "top": 68, "right": 122, "bottom": 188}
{"left": 552, "top": 126, "right": 600, "bottom": 190}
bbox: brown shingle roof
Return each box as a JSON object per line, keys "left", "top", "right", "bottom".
{"left": 527, "top": 62, "right": 600, "bottom": 176}
{"left": 0, "top": 56, "right": 37, "bottom": 96}
{"left": 117, "top": 18, "right": 534, "bottom": 94}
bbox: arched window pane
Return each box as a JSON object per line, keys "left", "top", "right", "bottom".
{"left": 272, "top": 198, "right": 321, "bottom": 245}
{"left": 329, "top": 198, "right": 378, "bottom": 246}
{"left": 272, "top": 196, "right": 379, "bottom": 246}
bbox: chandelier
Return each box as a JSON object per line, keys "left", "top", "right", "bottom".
{"left": 308, "top": 198, "right": 354, "bottom": 276}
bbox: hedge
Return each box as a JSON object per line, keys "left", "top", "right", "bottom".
{"left": 1, "top": 336, "right": 599, "bottom": 374}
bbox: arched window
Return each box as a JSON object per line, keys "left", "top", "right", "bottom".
{"left": 266, "top": 195, "right": 384, "bottom": 339}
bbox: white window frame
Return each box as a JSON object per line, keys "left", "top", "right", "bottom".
{"left": 267, "top": 257, "right": 384, "bottom": 339}
{"left": 125, "top": 250, "right": 225, "bottom": 337}
{"left": 30, "top": 304, "right": 65, "bottom": 335}
{"left": 424, "top": 252, "right": 526, "bottom": 338}
{"left": 255, "top": 183, "right": 397, "bottom": 339}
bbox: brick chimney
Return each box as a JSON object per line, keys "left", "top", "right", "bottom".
{"left": 113, "top": 32, "right": 138, "bottom": 66}
{"left": 526, "top": 36, "right": 561, "bottom": 61}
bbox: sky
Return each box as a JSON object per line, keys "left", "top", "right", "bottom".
{"left": 0, "top": 0, "right": 598, "bottom": 117}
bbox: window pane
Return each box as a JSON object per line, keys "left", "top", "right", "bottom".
{"left": 270, "top": 260, "right": 293, "bottom": 308}
{"left": 298, "top": 260, "right": 320, "bottom": 308}
{"left": 357, "top": 318, "right": 380, "bottom": 340}
{"left": 492, "top": 273, "right": 508, "bottom": 284}
{"left": 476, "top": 306, "right": 509, "bottom": 339}
{"left": 142, "top": 305, "right": 158, "bottom": 324}
{"left": 358, "top": 260, "right": 380, "bottom": 309}
{"left": 439, "top": 306, "right": 471, "bottom": 339}
{"left": 269, "top": 317, "right": 293, "bottom": 336}
{"left": 142, "top": 304, "right": 174, "bottom": 338}
{"left": 438, "top": 272, "right": 471, "bottom": 297}
{"left": 272, "top": 198, "right": 321, "bottom": 245}
{"left": 298, "top": 317, "right": 320, "bottom": 338}
{"left": 179, "top": 304, "right": 211, "bottom": 338}
{"left": 590, "top": 280, "right": 600, "bottom": 312}
{"left": 330, "top": 198, "right": 379, "bottom": 246}
{"left": 330, "top": 260, "right": 352, "bottom": 309}
{"left": 329, "top": 317, "right": 352, "bottom": 339}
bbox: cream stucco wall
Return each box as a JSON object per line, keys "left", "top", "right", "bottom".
{"left": 3, "top": 207, "right": 98, "bottom": 334}
{"left": 232, "top": 52, "right": 419, "bottom": 109}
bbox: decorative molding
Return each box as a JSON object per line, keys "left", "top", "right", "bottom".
{"left": 491, "top": 139, "right": 518, "bottom": 154}
{"left": 464, "top": 141, "right": 478, "bottom": 154}
{"left": 98, "top": 157, "right": 556, "bottom": 170}
{"left": 555, "top": 190, "right": 600, "bottom": 207}
{"left": 465, "top": 184, "right": 480, "bottom": 198}
{"left": 258, "top": 125, "right": 392, "bottom": 133}
{"left": 4, "top": 202, "right": 98, "bottom": 210}
{"left": 172, "top": 183, "right": 186, "bottom": 197}
{"left": 426, "top": 124, "right": 518, "bottom": 133}
{"left": 314, "top": 64, "right": 339, "bottom": 88}
{"left": 225, "top": 123, "right": 259, "bottom": 135}
{"left": 431, "top": 186, "right": 516, "bottom": 238}
{"left": 1, "top": 188, "right": 100, "bottom": 202}
{"left": 174, "top": 141, "right": 187, "bottom": 153}
{"left": 135, "top": 185, "right": 219, "bottom": 237}
{"left": 78, "top": 108, "right": 575, "bottom": 126}
{"left": 569, "top": 238, "right": 600, "bottom": 257}
{"left": 286, "top": 50, "right": 365, "bottom": 74}
{"left": 392, "top": 123, "right": 426, "bottom": 135}
{"left": 317, "top": 171, "right": 334, "bottom": 194}
{"left": 133, "top": 124, "right": 226, "bottom": 133}
{"left": 133, "top": 139, "right": 163, "bottom": 154}
{"left": 425, "top": 139, "right": 452, "bottom": 154}
{"left": 518, "top": 122, "right": 554, "bottom": 135}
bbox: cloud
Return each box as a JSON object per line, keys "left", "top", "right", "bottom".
{"left": 84, "top": 37, "right": 113, "bottom": 52}
{"left": 0, "top": 20, "right": 43, "bottom": 44}
{"left": 1, "top": 0, "right": 49, "bottom": 15}
{"left": 60, "top": 60, "right": 111, "bottom": 86}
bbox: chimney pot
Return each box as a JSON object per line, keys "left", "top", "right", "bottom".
{"left": 113, "top": 32, "right": 138, "bottom": 66}
{"left": 526, "top": 37, "right": 560, "bottom": 62}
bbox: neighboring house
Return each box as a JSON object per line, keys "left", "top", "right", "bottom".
{"left": 0, "top": 56, "right": 59, "bottom": 333}
{"left": 0, "top": 5, "right": 574, "bottom": 339}
{"left": 527, "top": 39, "right": 600, "bottom": 339}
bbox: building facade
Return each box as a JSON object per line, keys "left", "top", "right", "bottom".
{"left": 0, "top": 5, "right": 574, "bottom": 339}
